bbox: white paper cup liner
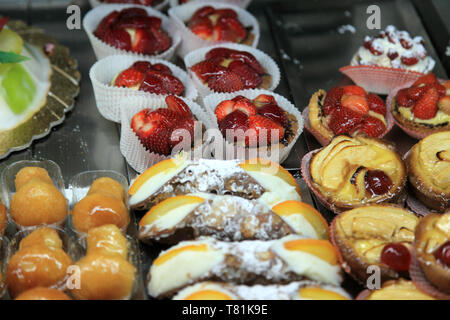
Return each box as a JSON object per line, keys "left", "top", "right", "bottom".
{"left": 202, "top": 89, "right": 303, "bottom": 163}
{"left": 168, "top": 2, "right": 260, "bottom": 58}
{"left": 169, "top": 0, "right": 252, "bottom": 8}
{"left": 184, "top": 43, "right": 280, "bottom": 98}
{"left": 90, "top": 54, "right": 198, "bottom": 122}
{"left": 83, "top": 4, "right": 181, "bottom": 61}
{"left": 120, "top": 95, "right": 217, "bottom": 173}
{"left": 89, "top": 0, "right": 170, "bottom": 11}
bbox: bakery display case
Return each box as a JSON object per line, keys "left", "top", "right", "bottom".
{"left": 0, "top": 0, "right": 448, "bottom": 301}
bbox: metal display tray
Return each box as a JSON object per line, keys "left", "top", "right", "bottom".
{"left": 0, "top": 0, "right": 448, "bottom": 299}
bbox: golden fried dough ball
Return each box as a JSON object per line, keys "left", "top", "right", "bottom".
{"left": 7, "top": 245, "right": 73, "bottom": 297}
{"left": 88, "top": 177, "right": 125, "bottom": 202}
{"left": 15, "top": 287, "right": 71, "bottom": 300}
{"left": 0, "top": 202, "right": 7, "bottom": 235}
{"left": 86, "top": 224, "right": 128, "bottom": 259}
{"left": 10, "top": 180, "right": 67, "bottom": 227}
{"left": 70, "top": 253, "right": 136, "bottom": 300}
{"left": 14, "top": 167, "right": 53, "bottom": 191}
{"left": 72, "top": 194, "right": 129, "bottom": 233}
{"left": 19, "top": 227, "right": 63, "bottom": 251}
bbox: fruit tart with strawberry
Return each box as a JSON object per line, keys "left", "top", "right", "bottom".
{"left": 212, "top": 94, "right": 299, "bottom": 150}
{"left": 186, "top": 6, "right": 254, "bottom": 45}
{"left": 131, "top": 96, "right": 203, "bottom": 156}
{"left": 112, "top": 60, "right": 184, "bottom": 96}
{"left": 190, "top": 47, "right": 271, "bottom": 93}
{"left": 307, "top": 85, "right": 391, "bottom": 145}
{"left": 94, "top": 7, "right": 172, "bottom": 56}
{"left": 390, "top": 73, "right": 450, "bottom": 138}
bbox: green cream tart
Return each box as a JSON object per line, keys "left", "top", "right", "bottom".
{"left": 398, "top": 107, "right": 450, "bottom": 125}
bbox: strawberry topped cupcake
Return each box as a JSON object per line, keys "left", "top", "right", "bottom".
{"left": 389, "top": 73, "right": 450, "bottom": 138}
{"left": 306, "top": 85, "right": 392, "bottom": 145}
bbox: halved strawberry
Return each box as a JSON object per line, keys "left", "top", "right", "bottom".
{"left": 232, "top": 98, "right": 258, "bottom": 116}
{"left": 207, "top": 70, "right": 244, "bottom": 93}
{"left": 342, "top": 85, "right": 367, "bottom": 97}
{"left": 191, "top": 60, "right": 223, "bottom": 82}
{"left": 140, "top": 71, "right": 184, "bottom": 96}
{"left": 323, "top": 87, "right": 343, "bottom": 116}
{"left": 114, "top": 68, "right": 144, "bottom": 88}
{"left": 139, "top": 72, "right": 164, "bottom": 94}
{"left": 352, "top": 116, "right": 386, "bottom": 138}
{"left": 367, "top": 94, "right": 386, "bottom": 115}
{"left": 146, "top": 125, "right": 172, "bottom": 155}
{"left": 229, "top": 51, "right": 264, "bottom": 75}
{"left": 190, "top": 19, "right": 213, "bottom": 40}
{"left": 149, "top": 27, "right": 172, "bottom": 53}
{"left": 341, "top": 95, "right": 369, "bottom": 114}
{"left": 131, "top": 61, "right": 152, "bottom": 73}
{"left": 215, "top": 8, "right": 238, "bottom": 18}
{"left": 212, "top": 24, "right": 239, "bottom": 42}
{"left": 413, "top": 73, "right": 437, "bottom": 87}
{"left": 95, "top": 11, "right": 119, "bottom": 39}
{"left": 131, "top": 109, "right": 160, "bottom": 140}
{"left": 328, "top": 107, "right": 364, "bottom": 135}
{"left": 258, "top": 104, "right": 288, "bottom": 128}
{"left": 253, "top": 94, "right": 276, "bottom": 108}
{"left": 151, "top": 108, "right": 183, "bottom": 127}
{"left": 434, "top": 83, "right": 446, "bottom": 97}
{"left": 247, "top": 115, "right": 284, "bottom": 146}
{"left": 131, "top": 28, "right": 157, "bottom": 54}
{"left": 228, "top": 60, "right": 262, "bottom": 89}
{"left": 151, "top": 63, "right": 172, "bottom": 75}
{"left": 396, "top": 88, "right": 414, "bottom": 107}
{"left": 218, "top": 16, "right": 247, "bottom": 41}
{"left": 219, "top": 110, "right": 249, "bottom": 139}
{"left": 205, "top": 48, "right": 234, "bottom": 60}
{"left": 232, "top": 95, "right": 253, "bottom": 104}
{"left": 116, "top": 15, "right": 161, "bottom": 29}
{"left": 401, "top": 56, "right": 419, "bottom": 66}
{"left": 407, "top": 85, "right": 429, "bottom": 101}
{"left": 438, "top": 96, "right": 450, "bottom": 115}
{"left": 191, "top": 6, "right": 215, "bottom": 21}
{"left": 103, "top": 27, "right": 131, "bottom": 50}
{"left": 120, "top": 7, "right": 148, "bottom": 18}
{"left": 166, "top": 95, "right": 192, "bottom": 118}
{"left": 413, "top": 87, "right": 438, "bottom": 120}
{"left": 215, "top": 100, "right": 235, "bottom": 122}
{"left": 170, "top": 118, "right": 195, "bottom": 148}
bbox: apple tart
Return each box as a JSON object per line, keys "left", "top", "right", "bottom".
{"left": 147, "top": 235, "right": 343, "bottom": 298}
{"left": 412, "top": 213, "right": 450, "bottom": 297}
{"left": 406, "top": 131, "right": 450, "bottom": 212}
{"left": 173, "top": 280, "right": 351, "bottom": 300}
{"left": 302, "top": 135, "right": 406, "bottom": 213}
{"left": 138, "top": 195, "right": 328, "bottom": 244}
{"left": 331, "top": 205, "right": 419, "bottom": 284}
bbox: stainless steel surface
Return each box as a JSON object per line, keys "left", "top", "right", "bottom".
{"left": 0, "top": 0, "right": 448, "bottom": 299}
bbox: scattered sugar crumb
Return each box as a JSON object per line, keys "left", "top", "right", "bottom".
{"left": 337, "top": 24, "right": 356, "bottom": 34}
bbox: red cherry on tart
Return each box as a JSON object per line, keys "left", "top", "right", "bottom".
{"left": 391, "top": 73, "right": 450, "bottom": 137}
{"left": 308, "top": 85, "right": 388, "bottom": 144}
{"left": 190, "top": 47, "right": 271, "bottom": 93}
{"left": 94, "top": 8, "right": 171, "bottom": 55}
{"left": 130, "top": 96, "right": 201, "bottom": 155}
{"left": 187, "top": 6, "right": 250, "bottom": 43}
{"left": 380, "top": 243, "right": 411, "bottom": 272}
{"left": 112, "top": 61, "right": 184, "bottom": 96}
{"left": 214, "top": 94, "right": 298, "bottom": 148}
{"left": 434, "top": 241, "right": 450, "bottom": 268}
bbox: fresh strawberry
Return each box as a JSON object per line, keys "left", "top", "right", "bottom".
{"left": 190, "top": 20, "right": 213, "bottom": 40}
{"left": 413, "top": 73, "right": 437, "bottom": 87}
{"left": 342, "top": 85, "right": 367, "bottom": 97}
{"left": 205, "top": 48, "right": 234, "bottom": 60}
{"left": 215, "top": 9, "right": 238, "bottom": 18}
{"left": 103, "top": 27, "right": 131, "bottom": 50}
{"left": 232, "top": 95, "right": 253, "bottom": 104}
{"left": 149, "top": 27, "right": 172, "bottom": 53}
{"left": 139, "top": 71, "right": 185, "bottom": 96}
{"left": 165, "top": 95, "right": 192, "bottom": 118}
{"left": 341, "top": 95, "right": 369, "bottom": 114}
{"left": 218, "top": 16, "right": 247, "bottom": 41}
{"left": 323, "top": 87, "right": 343, "bottom": 116}
{"left": 229, "top": 51, "right": 264, "bottom": 75}
{"left": 328, "top": 107, "right": 364, "bottom": 135}
{"left": 228, "top": 60, "right": 262, "bottom": 89}
{"left": 131, "top": 109, "right": 159, "bottom": 140}
{"left": 434, "top": 83, "right": 446, "bottom": 97}
{"left": 232, "top": 98, "right": 258, "bottom": 116}
{"left": 352, "top": 116, "right": 386, "bottom": 137}
{"left": 438, "top": 96, "right": 450, "bottom": 115}
{"left": 131, "top": 28, "right": 157, "bottom": 54}
{"left": 191, "top": 6, "right": 215, "bottom": 21}
{"left": 191, "top": 60, "right": 224, "bottom": 82}
{"left": 215, "top": 100, "right": 235, "bottom": 122}
{"left": 253, "top": 94, "right": 276, "bottom": 108}
{"left": 116, "top": 15, "right": 161, "bottom": 29}
{"left": 258, "top": 104, "right": 288, "bottom": 128}
{"left": 151, "top": 109, "right": 183, "bottom": 127}
{"left": 212, "top": 24, "right": 239, "bottom": 42}
{"left": 151, "top": 63, "right": 172, "bottom": 75}
{"left": 114, "top": 68, "right": 144, "bottom": 88}
{"left": 407, "top": 85, "right": 429, "bottom": 101}
{"left": 396, "top": 88, "right": 414, "bottom": 107}
{"left": 208, "top": 70, "right": 244, "bottom": 93}
{"left": 413, "top": 87, "right": 439, "bottom": 119}
{"left": 170, "top": 118, "right": 195, "bottom": 148}
{"left": 367, "top": 94, "right": 386, "bottom": 115}
{"left": 219, "top": 110, "right": 249, "bottom": 139}
{"left": 146, "top": 125, "right": 172, "bottom": 155}
{"left": 119, "top": 7, "right": 148, "bottom": 18}
{"left": 401, "top": 56, "right": 419, "bottom": 66}
{"left": 247, "top": 115, "right": 284, "bottom": 146}
{"left": 131, "top": 61, "right": 152, "bottom": 73}
{"left": 95, "top": 11, "right": 119, "bottom": 38}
